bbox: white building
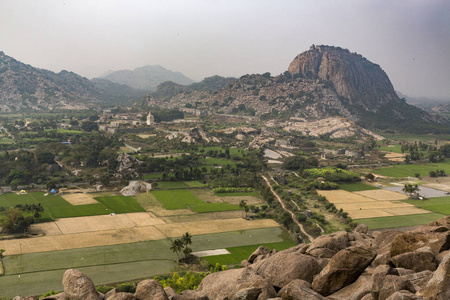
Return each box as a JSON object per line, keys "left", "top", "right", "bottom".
{"left": 146, "top": 112, "right": 154, "bottom": 125}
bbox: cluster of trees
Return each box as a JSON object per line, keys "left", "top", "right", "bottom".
{"left": 429, "top": 170, "right": 446, "bottom": 177}
{"left": 282, "top": 155, "right": 319, "bottom": 171}
{"left": 170, "top": 232, "right": 193, "bottom": 262}
{"left": 0, "top": 203, "right": 44, "bottom": 234}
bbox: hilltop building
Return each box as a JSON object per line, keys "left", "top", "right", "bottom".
{"left": 146, "top": 111, "right": 154, "bottom": 125}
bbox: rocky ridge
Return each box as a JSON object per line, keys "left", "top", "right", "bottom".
{"left": 148, "top": 45, "right": 441, "bottom": 130}
{"left": 16, "top": 216, "right": 450, "bottom": 300}
{"left": 0, "top": 51, "right": 145, "bottom": 112}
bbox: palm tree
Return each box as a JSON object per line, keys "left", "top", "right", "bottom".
{"left": 181, "top": 232, "right": 192, "bottom": 247}
{"left": 239, "top": 200, "right": 247, "bottom": 217}
{"left": 170, "top": 239, "right": 183, "bottom": 259}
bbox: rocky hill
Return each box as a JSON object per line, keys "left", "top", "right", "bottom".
{"left": 0, "top": 51, "right": 145, "bottom": 112}
{"left": 148, "top": 45, "right": 442, "bottom": 131}
{"left": 18, "top": 216, "right": 450, "bottom": 299}
{"left": 99, "top": 65, "right": 195, "bottom": 91}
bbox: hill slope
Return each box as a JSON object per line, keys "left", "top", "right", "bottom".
{"left": 0, "top": 51, "right": 145, "bottom": 112}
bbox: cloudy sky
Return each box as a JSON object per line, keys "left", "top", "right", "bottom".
{"left": 1, "top": 0, "right": 449, "bottom": 99}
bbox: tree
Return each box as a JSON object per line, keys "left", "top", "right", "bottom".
{"left": 0, "top": 208, "right": 34, "bottom": 234}
{"left": 402, "top": 184, "right": 419, "bottom": 196}
{"left": 239, "top": 200, "right": 247, "bottom": 217}
{"left": 181, "top": 232, "right": 192, "bottom": 247}
{"left": 170, "top": 239, "right": 184, "bottom": 259}
{"left": 99, "top": 174, "right": 111, "bottom": 187}
{"left": 81, "top": 120, "right": 99, "bottom": 132}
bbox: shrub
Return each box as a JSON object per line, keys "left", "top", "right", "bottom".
{"left": 117, "top": 282, "right": 136, "bottom": 293}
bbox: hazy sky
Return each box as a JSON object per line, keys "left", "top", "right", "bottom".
{"left": 1, "top": 0, "right": 449, "bottom": 99}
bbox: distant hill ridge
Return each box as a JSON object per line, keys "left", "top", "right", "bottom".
{"left": 0, "top": 51, "right": 145, "bottom": 112}
{"left": 148, "top": 45, "right": 443, "bottom": 131}
{"left": 99, "top": 65, "right": 195, "bottom": 91}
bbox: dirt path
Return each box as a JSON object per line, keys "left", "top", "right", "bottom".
{"left": 262, "top": 175, "right": 315, "bottom": 242}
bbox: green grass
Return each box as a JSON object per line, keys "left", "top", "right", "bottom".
{"left": 374, "top": 160, "right": 450, "bottom": 178}
{"left": 191, "top": 202, "right": 240, "bottom": 213}
{"left": 155, "top": 181, "right": 189, "bottom": 189}
{"left": 184, "top": 181, "right": 208, "bottom": 188}
{"left": 0, "top": 227, "right": 288, "bottom": 298}
{"left": 94, "top": 195, "right": 145, "bottom": 213}
{"left": 141, "top": 173, "right": 163, "bottom": 179}
{"left": 0, "top": 137, "right": 14, "bottom": 144}
{"left": 378, "top": 144, "right": 403, "bottom": 153}
{"left": 404, "top": 197, "right": 450, "bottom": 215}
{"left": 203, "top": 241, "right": 296, "bottom": 266}
{"left": 339, "top": 183, "right": 380, "bottom": 192}
{"left": 357, "top": 213, "right": 445, "bottom": 229}
{"left": 215, "top": 192, "right": 260, "bottom": 197}
{"left": 151, "top": 189, "right": 204, "bottom": 210}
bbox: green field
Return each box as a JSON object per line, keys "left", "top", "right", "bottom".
{"left": 0, "top": 192, "right": 145, "bottom": 220}
{"left": 94, "top": 195, "right": 146, "bottom": 213}
{"left": 151, "top": 189, "right": 239, "bottom": 212}
{"left": 0, "top": 227, "right": 289, "bottom": 298}
{"left": 155, "top": 181, "right": 189, "bottom": 189}
{"left": 141, "top": 173, "right": 163, "bottom": 179}
{"left": 0, "top": 137, "right": 14, "bottom": 144}
{"left": 373, "top": 160, "right": 450, "bottom": 178}
{"left": 338, "top": 183, "right": 380, "bottom": 192}
{"left": 203, "top": 241, "right": 296, "bottom": 265}
{"left": 378, "top": 144, "right": 403, "bottom": 153}
{"left": 214, "top": 192, "right": 260, "bottom": 197}
{"left": 151, "top": 189, "right": 204, "bottom": 210}
{"left": 184, "top": 181, "right": 208, "bottom": 188}
{"left": 357, "top": 213, "right": 445, "bottom": 230}
{"left": 404, "top": 197, "right": 450, "bottom": 215}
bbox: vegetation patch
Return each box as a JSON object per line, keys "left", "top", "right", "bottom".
{"left": 374, "top": 161, "right": 450, "bottom": 178}
{"left": 155, "top": 181, "right": 189, "bottom": 189}
{"left": 191, "top": 203, "right": 240, "bottom": 213}
{"left": 305, "top": 167, "right": 360, "bottom": 182}
{"left": 404, "top": 197, "right": 450, "bottom": 215}
{"left": 339, "top": 183, "right": 380, "bottom": 192}
{"left": 152, "top": 189, "right": 204, "bottom": 210}
{"left": 357, "top": 213, "right": 445, "bottom": 229}
{"left": 94, "top": 195, "right": 146, "bottom": 213}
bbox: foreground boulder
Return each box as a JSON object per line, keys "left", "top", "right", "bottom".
{"left": 417, "top": 252, "right": 450, "bottom": 300}
{"left": 311, "top": 245, "right": 376, "bottom": 296}
{"left": 197, "top": 268, "right": 276, "bottom": 300}
{"left": 62, "top": 269, "right": 102, "bottom": 300}
{"left": 135, "top": 279, "right": 169, "bottom": 300}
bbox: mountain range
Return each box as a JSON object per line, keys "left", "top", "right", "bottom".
{"left": 0, "top": 46, "right": 446, "bottom": 132}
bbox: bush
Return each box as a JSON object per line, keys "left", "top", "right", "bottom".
{"left": 117, "top": 282, "right": 136, "bottom": 293}
{"left": 96, "top": 286, "right": 114, "bottom": 294}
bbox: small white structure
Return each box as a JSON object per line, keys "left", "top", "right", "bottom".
{"left": 146, "top": 112, "right": 154, "bottom": 125}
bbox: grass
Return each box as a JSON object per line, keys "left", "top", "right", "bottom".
{"left": 191, "top": 202, "right": 240, "bottom": 213}
{"left": 203, "top": 241, "right": 296, "bottom": 266}
{"left": 94, "top": 195, "right": 146, "bottom": 213}
{"left": 357, "top": 213, "right": 445, "bottom": 229}
{"left": 0, "top": 192, "right": 144, "bottom": 220}
{"left": 373, "top": 160, "right": 450, "bottom": 178}
{"left": 151, "top": 189, "right": 204, "bottom": 210}
{"left": 184, "top": 181, "right": 208, "bottom": 188}
{"left": 378, "top": 144, "right": 403, "bottom": 153}
{"left": 141, "top": 173, "right": 163, "bottom": 179}
{"left": 154, "top": 181, "right": 189, "bottom": 189}
{"left": 215, "top": 192, "right": 260, "bottom": 197}
{"left": 0, "top": 227, "right": 288, "bottom": 298}
{"left": 204, "top": 157, "right": 236, "bottom": 167}
{"left": 0, "top": 137, "right": 14, "bottom": 144}
{"left": 404, "top": 197, "right": 450, "bottom": 215}
{"left": 338, "top": 183, "right": 380, "bottom": 192}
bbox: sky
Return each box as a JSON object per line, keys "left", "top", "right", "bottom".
{"left": 1, "top": 0, "right": 449, "bottom": 99}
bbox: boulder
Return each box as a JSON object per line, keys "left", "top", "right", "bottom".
{"left": 371, "top": 251, "right": 390, "bottom": 267}
{"left": 62, "top": 269, "right": 102, "bottom": 300}
{"left": 120, "top": 180, "right": 152, "bottom": 196}
{"left": 164, "top": 287, "right": 177, "bottom": 299}
{"left": 353, "top": 224, "right": 369, "bottom": 234}
{"left": 108, "top": 293, "right": 137, "bottom": 300}
{"left": 385, "top": 290, "right": 422, "bottom": 300}
{"left": 173, "top": 290, "right": 209, "bottom": 300}
{"left": 277, "top": 279, "right": 326, "bottom": 300}
{"left": 252, "top": 251, "right": 322, "bottom": 287}
{"left": 305, "top": 231, "right": 350, "bottom": 258}
{"left": 327, "top": 272, "right": 372, "bottom": 300}
{"left": 13, "top": 297, "right": 39, "bottom": 300}
{"left": 40, "top": 293, "right": 67, "bottom": 300}
{"left": 390, "top": 231, "right": 450, "bottom": 257}
{"left": 370, "top": 265, "right": 399, "bottom": 300}
{"left": 417, "top": 251, "right": 450, "bottom": 300}
{"left": 198, "top": 268, "right": 276, "bottom": 300}
{"left": 311, "top": 245, "right": 376, "bottom": 296}
{"left": 231, "top": 287, "right": 262, "bottom": 300}
{"left": 248, "top": 246, "right": 270, "bottom": 263}
{"left": 372, "top": 230, "right": 402, "bottom": 253}
{"left": 390, "top": 247, "right": 437, "bottom": 272}
{"left": 135, "top": 279, "right": 169, "bottom": 300}
{"left": 378, "top": 275, "right": 416, "bottom": 300}
{"left": 401, "top": 270, "right": 433, "bottom": 292}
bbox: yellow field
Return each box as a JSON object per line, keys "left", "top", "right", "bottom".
{"left": 61, "top": 193, "right": 98, "bottom": 205}
{"left": 383, "top": 152, "right": 406, "bottom": 162}
{"left": 318, "top": 189, "right": 430, "bottom": 219}
{"left": 354, "top": 190, "right": 408, "bottom": 201}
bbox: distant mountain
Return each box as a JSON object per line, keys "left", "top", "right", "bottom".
{"left": 99, "top": 65, "right": 195, "bottom": 91}
{"left": 148, "top": 45, "right": 444, "bottom": 132}
{"left": 397, "top": 91, "right": 450, "bottom": 113}
{"left": 0, "top": 51, "right": 145, "bottom": 112}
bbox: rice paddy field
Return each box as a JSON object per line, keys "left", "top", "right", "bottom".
{"left": 373, "top": 161, "right": 450, "bottom": 178}
{"left": 0, "top": 227, "right": 290, "bottom": 298}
